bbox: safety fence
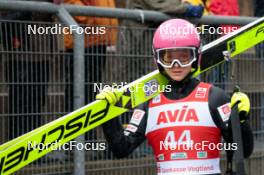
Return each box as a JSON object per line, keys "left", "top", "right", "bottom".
{"left": 0, "top": 3, "right": 264, "bottom": 175}
{"left": 0, "top": 19, "right": 264, "bottom": 175}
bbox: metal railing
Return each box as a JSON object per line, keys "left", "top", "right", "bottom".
{"left": 0, "top": 1, "right": 263, "bottom": 175}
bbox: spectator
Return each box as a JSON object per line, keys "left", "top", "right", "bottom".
{"left": 208, "top": 0, "right": 240, "bottom": 34}
{"left": 63, "top": 0, "right": 119, "bottom": 142}
{"left": 63, "top": 0, "right": 118, "bottom": 104}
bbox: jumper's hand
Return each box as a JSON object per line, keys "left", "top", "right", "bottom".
{"left": 96, "top": 87, "right": 123, "bottom": 105}
{"left": 231, "top": 91, "right": 250, "bottom": 122}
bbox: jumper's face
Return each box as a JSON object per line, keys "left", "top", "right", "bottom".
{"left": 165, "top": 63, "right": 192, "bottom": 81}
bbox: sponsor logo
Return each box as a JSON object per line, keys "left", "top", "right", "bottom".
{"left": 130, "top": 109, "right": 145, "bottom": 125}
{"left": 157, "top": 105, "right": 199, "bottom": 125}
{"left": 195, "top": 87, "right": 207, "bottom": 98}
{"left": 171, "top": 152, "right": 188, "bottom": 160}
{"left": 197, "top": 151, "right": 208, "bottom": 159}
{"left": 157, "top": 154, "right": 165, "bottom": 161}
{"left": 144, "top": 79, "right": 159, "bottom": 97}
{"left": 217, "top": 103, "right": 231, "bottom": 122}
{"left": 152, "top": 94, "right": 161, "bottom": 104}
{"left": 125, "top": 124, "right": 138, "bottom": 133}
{"left": 255, "top": 26, "right": 264, "bottom": 37}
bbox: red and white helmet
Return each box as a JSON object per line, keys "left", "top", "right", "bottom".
{"left": 152, "top": 19, "right": 201, "bottom": 73}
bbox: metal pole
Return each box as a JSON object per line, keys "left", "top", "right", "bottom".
{"left": 0, "top": 1, "right": 58, "bottom": 13}
{"left": 0, "top": 1, "right": 259, "bottom": 25}
{"left": 62, "top": 4, "right": 258, "bottom": 25}
{"left": 57, "top": 7, "right": 85, "bottom": 175}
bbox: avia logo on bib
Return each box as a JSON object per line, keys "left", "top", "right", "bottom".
{"left": 157, "top": 105, "right": 199, "bottom": 125}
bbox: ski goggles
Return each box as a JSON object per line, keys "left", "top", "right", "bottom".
{"left": 156, "top": 47, "right": 197, "bottom": 68}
